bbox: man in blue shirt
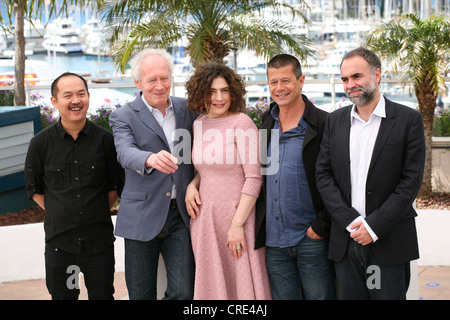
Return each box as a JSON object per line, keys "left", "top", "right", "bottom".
{"left": 255, "top": 54, "right": 335, "bottom": 299}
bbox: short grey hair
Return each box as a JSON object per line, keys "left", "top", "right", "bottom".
{"left": 340, "top": 47, "right": 382, "bottom": 73}
{"left": 129, "top": 48, "right": 174, "bottom": 82}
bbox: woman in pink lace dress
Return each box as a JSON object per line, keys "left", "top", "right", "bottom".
{"left": 185, "top": 62, "right": 272, "bottom": 300}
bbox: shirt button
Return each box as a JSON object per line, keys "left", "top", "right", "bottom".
{"left": 77, "top": 194, "right": 81, "bottom": 198}
{"left": 166, "top": 192, "right": 171, "bottom": 197}
{"left": 74, "top": 160, "right": 78, "bottom": 164}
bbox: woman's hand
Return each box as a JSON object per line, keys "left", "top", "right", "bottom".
{"left": 227, "top": 220, "right": 246, "bottom": 259}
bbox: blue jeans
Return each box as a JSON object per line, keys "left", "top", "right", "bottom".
{"left": 124, "top": 206, "right": 195, "bottom": 300}
{"left": 266, "top": 235, "right": 336, "bottom": 300}
{"left": 334, "top": 239, "right": 411, "bottom": 300}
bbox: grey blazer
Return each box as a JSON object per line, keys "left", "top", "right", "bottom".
{"left": 109, "top": 94, "right": 196, "bottom": 241}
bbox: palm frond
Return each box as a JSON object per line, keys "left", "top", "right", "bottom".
{"left": 227, "top": 15, "right": 316, "bottom": 66}
{"left": 101, "top": 0, "right": 313, "bottom": 70}
{"left": 366, "top": 14, "right": 450, "bottom": 97}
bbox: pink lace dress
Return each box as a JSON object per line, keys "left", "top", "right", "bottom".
{"left": 190, "top": 112, "right": 272, "bottom": 300}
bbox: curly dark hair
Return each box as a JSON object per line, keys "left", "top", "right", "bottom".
{"left": 186, "top": 62, "right": 247, "bottom": 115}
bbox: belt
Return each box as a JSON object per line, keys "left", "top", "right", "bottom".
{"left": 170, "top": 199, "right": 177, "bottom": 209}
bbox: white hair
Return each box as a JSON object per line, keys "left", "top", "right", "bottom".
{"left": 129, "top": 48, "right": 174, "bottom": 82}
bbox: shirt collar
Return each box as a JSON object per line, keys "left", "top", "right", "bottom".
{"left": 141, "top": 94, "right": 174, "bottom": 116}
{"left": 270, "top": 103, "right": 280, "bottom": 120}
{"left": 351, "top": 95, "right": 386, "bottom": 124}
{"left": 55, "top": 118, "right": 91, "bottom": 139}
{"left": 270, "top": 103, "right": 308, "bottom": 130}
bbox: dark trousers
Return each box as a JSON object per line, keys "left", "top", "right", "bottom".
{"left": 334, "top": 239, "right": 411, "bottom": 300}
{"left": 124, "top": 205, "right": 195, "bottom": 300}
{"left": 45, "top": 242, "right": 115, "bottom": 300}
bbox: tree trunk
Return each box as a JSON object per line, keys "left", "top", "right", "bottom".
{"left": 13, "top": 0, "right": 26, "bottom": 106}
{"left": 190, "top": 30, "right": 232, "bottom": 67}
{"left": 415, "top": 84, "right": 436, "bottom": 199}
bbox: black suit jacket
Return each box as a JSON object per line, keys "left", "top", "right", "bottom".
{"left": 255, "top": 94, "right": 331, "bottom": 249}
{"left": 315, "top": 97, "right": 425, "bottom": 265}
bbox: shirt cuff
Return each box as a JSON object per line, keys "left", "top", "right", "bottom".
{"left": 346, "top": 216, "right": 379, "bottom": 242}
{"left": 145, "top": 167, "right": 153, "bottom": 175}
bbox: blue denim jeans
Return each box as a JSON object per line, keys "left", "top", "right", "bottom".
{"left": 124, "top": 206, "right": 195, "bottom": 300}
{"left": 266, "top": 235, "right": 336, "bottom": 300}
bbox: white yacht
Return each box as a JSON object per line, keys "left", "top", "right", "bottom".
{"left": 43, "top": 18, "right": 82, "bottom": 55}
{"left": 42, "top": 35, "right": 83, "bottom": 55}
{"left": 44, "top": 18, "right": 80, "bottom": 37}
{"left": 80, "top": 18, "right": 109, "bottom": 56}
{"left": 3, "top": 20, "right": 46, "bottom": 56}
{"left": 81, "top": 32, "right": 108, "bottom": 56}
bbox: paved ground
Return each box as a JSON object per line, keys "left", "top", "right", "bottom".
{"left": 417, "top": 265, "right": 450, "bottom": 300}
{"left": 0, "top": 266, "right": 449, "bottom": 300}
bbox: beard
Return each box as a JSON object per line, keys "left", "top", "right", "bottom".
{"left": 346, "top": 83, "right": 377, "bottom": 106}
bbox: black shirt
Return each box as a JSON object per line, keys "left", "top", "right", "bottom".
{"left": 25, "top": 119, "right": 124, "bottom": 254}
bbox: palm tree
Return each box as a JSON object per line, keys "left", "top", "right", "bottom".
{"left": 0, "top": 0, "right": 104, "bottom": 106}
{"left": 100, "top": 0, "right": 316, "bottom": 72}
{"left": 365, "top": 13, "right": 450, "bottom": 199}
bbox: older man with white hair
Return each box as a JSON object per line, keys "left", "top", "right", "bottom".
{"left": 109, "top": 48, "right": 197, "bottom": 300}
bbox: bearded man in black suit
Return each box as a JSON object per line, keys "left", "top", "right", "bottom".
{"left": 316, "top": 47, "right": 425, "bottom": 300}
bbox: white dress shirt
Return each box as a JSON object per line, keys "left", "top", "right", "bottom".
{"left": 142, "top": 97, "right": 177, "bottom": 199}
{"left": 347, "top": 96, "right": 386, "bottom": 242}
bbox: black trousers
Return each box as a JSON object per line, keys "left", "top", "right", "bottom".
{"left": 334, "top": 239, "right": 410, "bottom": 300}
{"left": 45, "top": 242, "right": 115, "bottom": 300}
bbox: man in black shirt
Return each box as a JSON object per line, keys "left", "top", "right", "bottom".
{"left": 25, "top": 72, "right": 124, "bottom": 300}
